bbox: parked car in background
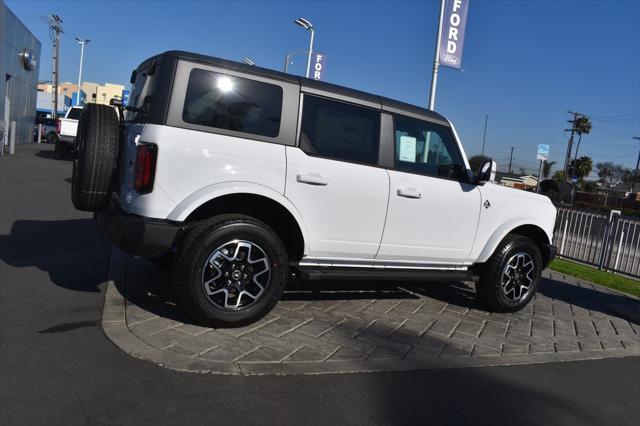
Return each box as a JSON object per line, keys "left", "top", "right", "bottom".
{"left": 55, "top": 106, "right": 83, "bottom": 158}
{"left": 71, "top": 51, "right": 558, "bottom": 327}
{"left": 34, "top": 117, "right": 59, "bottom": 144}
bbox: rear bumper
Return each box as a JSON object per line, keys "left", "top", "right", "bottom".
{"left": 58, "top": 135, "right": 75, "bottom": 144}
{"left": 97, "top": 202, "right": 184, "bottom": 258}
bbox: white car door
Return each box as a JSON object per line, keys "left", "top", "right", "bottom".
{"left": 285, "top": 94, "right": 389, "bottom": 259}
{"left": 376, "top": 115, "right": 481, "bottom": 264}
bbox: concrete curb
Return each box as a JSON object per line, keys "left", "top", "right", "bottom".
{"left": 101, "top": 248, "right": 640, "bottom": 376}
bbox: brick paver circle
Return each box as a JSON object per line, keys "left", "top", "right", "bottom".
{"left": 102, "top": 249, "right": 640, "bottom": 375}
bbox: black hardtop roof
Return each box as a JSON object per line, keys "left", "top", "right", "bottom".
{"left": 148, "top": 50, "right": 449, "bottom": 124}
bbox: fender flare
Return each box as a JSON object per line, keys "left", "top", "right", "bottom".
{"left": 475, "top": 218, "right": 552, "bottom": 264}
{"left": 167, "top": 181, "right": 310, "bottom": 254}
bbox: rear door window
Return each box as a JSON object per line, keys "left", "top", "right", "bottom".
{"left": 299, "top": 95, "right": 380, "bottom": 166}
{"left": 182, "top": 69, "right": 283, "bottom": 138}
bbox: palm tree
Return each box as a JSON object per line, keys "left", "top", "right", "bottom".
{"left": 569, "top": 156, "right": 593, "bottom": 181}
{"left": 571, "top": 116, "right": 592, "bottom": 174}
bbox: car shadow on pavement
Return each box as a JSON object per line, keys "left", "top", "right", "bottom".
{"left": 118, "top": 252, "right": 639, "bottom": 328}
{"left": 119, "top": 258, "right": 483, "bottom": 327}
{"left": 539, "top": 276, "right": 640, "bottom": 324}
{"left": 421, "top": 275, "right": 640, "bottom": 325}
{"left": 33, "top": 149, "right": 68, "bottom": 161}
{"left": 0, "top": 219, "right": 110, "bottom": 293}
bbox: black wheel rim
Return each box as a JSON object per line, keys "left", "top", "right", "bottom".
{"left": 500, "top": 252, "right": 536, "bottom": 303}
{"left": 201, "top": 240, "right": 271, "bottom": 311}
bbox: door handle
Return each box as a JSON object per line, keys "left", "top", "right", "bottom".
{"left": 397, "top": 187, "right": 422, "bottom": 199}
{"left": 296, "top": 173, "right": 329, "bottom": 186}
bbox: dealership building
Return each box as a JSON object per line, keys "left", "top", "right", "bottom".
{"left": 0, "top": 0, "right": 41, "bottom": 146}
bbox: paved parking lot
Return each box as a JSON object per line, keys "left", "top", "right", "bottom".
{"left": 104, "top": 248, "right": 640, "bottom": 374}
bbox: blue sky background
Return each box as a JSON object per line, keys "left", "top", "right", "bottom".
{"left": 8, "top": 0, "right": 640, "bottom": 176}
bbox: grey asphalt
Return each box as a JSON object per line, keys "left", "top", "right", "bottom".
{"left": 1, "top": 143, "right": 639, "bottom": 426}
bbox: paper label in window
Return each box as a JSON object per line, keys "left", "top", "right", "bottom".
{"left": 399, "top": 136, "right": 417, "bottom": 162}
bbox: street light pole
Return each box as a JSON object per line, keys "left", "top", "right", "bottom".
{"left": 294, "top": 17, "right": 315, "bottom": 78}
{"left": 305, "top": 27, "right": 315, "bottom": 78}
{"left": 75, "top": 38, "right": 90, "bottom": 106}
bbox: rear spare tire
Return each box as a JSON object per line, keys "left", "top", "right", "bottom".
{"left": 71, "top": 103, "right": 120, "bottom": 212}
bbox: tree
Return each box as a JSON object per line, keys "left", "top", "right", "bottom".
{"left": 542, "top": 161, "right": 556, "bottom": 179}
{"left": 596, "top": 162, "right": 629, "bottom": 188}
{"left": 582, "top": 181, "right": 599, "bottom": 192}
{"left": 552, "top": 170, "right": 565, "bottom": 183}
{"left": 572, "top": 116, "right": 592, "bottom": 162}
{"left": 567, "top": 156, "right": 593, "bottom": 181}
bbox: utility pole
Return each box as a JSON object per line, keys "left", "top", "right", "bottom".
{"left": 560, "top": 110, "right": 586, "bottom": 204}
{"left": 633, "top": 136, "right": 640, "bottom": 193}
{"left": 48, "top": 15, "right": 63, "bottom": 119}
{"left": 508, "top": 147, "right": 514, "bottom": 174}
{"left": 480, "top": 114, "right": 488, "bottom": 162}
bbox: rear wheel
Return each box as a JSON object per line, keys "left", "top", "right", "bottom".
{"left": 173, "top": 214, "right": 289, "bottom": 327}
{"left": 476, "top": 235, "right": 542, "bottom": 312}
{"left": 71, "top": 104, "right": 120, "bottom": 212}
{"left": 46, "top": 132, "right": 58, "bottom": 145}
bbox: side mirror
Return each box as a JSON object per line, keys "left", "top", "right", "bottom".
{"left": 476, "top": 160, "right": 497, "bottom": 184}
{"left": 109, "top": 98, "right": 123, "bottom": 107}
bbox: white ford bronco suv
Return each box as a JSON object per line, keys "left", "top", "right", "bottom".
{"left": 71, "top": 51, "right": 557, "bottom": 327}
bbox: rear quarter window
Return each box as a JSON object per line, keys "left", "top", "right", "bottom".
{"left": 182, "top": 69, "right": 283, "bottom": 138}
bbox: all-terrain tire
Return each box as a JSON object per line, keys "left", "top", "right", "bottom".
{"left": 71, "top": 103, "right": 120, "bottom": 212}
{"left": 476, "top": 234, "right": 542, "bottom": 312}
{"left": 173, "top": 214, "right": 289, "bottom": 327}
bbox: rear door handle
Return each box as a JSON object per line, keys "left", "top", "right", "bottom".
{"left": 296, "top": 173, "right": 329, "bottom": 186}
{"left": 397, "top": 187, "right": 422, "bottom": 199}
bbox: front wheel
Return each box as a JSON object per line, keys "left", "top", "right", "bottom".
{"left": 476, "top": 235, "right": 542, "bottom": 312}
{"left": 173, "top": 214, "right": 289, "bottom": 327}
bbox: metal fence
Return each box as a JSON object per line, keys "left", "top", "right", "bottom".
{"left": 553, "top": 207, "right": 640, "bottom": 278}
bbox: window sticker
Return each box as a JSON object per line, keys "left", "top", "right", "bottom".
{"left": 399, "top": 135, "right": 417, "bottom": 162}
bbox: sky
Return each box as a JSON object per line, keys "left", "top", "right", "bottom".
{"left": 8, "top": 0, "right": 640, "bottom": 176}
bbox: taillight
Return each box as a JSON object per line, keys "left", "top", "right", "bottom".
{"left": 134, "top": 143, "right": 157, "bottom": 194}
{"left": 56, "top": 120, "right": 61, "bottom": 134}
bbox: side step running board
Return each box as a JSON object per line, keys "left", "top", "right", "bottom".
{"left": 295, "top": 266, "right": 478, "bottom": 282}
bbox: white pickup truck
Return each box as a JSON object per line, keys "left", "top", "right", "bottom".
{"left": 71, "top": 51, "right": 558, "bottom": 327}
{"left": 55, "top": 106, "right": 82, "bottom": 158}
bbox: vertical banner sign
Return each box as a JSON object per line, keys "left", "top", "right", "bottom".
{"left": 312, "top": 53, "right": 327, "bottom": 81}
{"left": 438, "top": 0, "right": 469, "bottom": 70}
